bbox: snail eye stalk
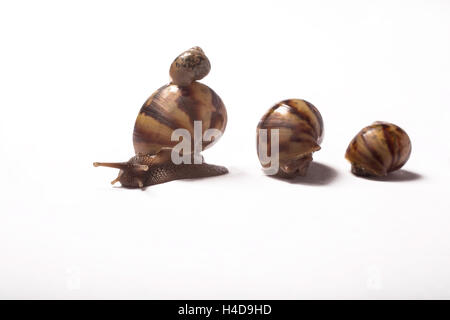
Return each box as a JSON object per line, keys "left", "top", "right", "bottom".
{"left": 93, "top": 162, "right": 149, "bottom": 172}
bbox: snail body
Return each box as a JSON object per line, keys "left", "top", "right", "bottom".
{"left": 345, "top": 121, "right": 411, "bottom": 177}
{"left": 94, "top": 150, "right": 227, "bottom": 188}
{"left": 94, "top": 47, "right": 228, "bottom": 188}
{"left": 257, "top": 99, "right": 324, "bottom": 178}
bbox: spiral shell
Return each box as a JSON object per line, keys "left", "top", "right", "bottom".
{"left": 133, "top": 82, "right": 227, "bottom": 156}
{"left": 345, "top": 121, "right": 412, "bottom": 177}
{"left": 169, "top": 47, "right": 211, "bottom": 86}
{"left": 132, "top": 46, "right": 227, "bottom": 156}
{"left": 257, "top": 99, "right": 324, "bottom": 177}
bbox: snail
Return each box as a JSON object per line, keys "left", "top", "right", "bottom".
{"left": 345, "top": 121, "right": 412, "bottom": 177}
{"left": 256, "top": 99, "right": 324, "bottom": 178}
{"left": 94, "top": 47, "right": 228, "bottom": 188}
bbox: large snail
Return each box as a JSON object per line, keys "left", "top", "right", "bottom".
{"left": 257, "top": 99, "right": 324, "bottom": 178}
{"left": 94, "top": 47, "right": 228, "bottom": 188}
{"left": 345, "top": 121, "right": 412, "bottom": 177}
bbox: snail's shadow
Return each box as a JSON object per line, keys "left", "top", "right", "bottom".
{"left": 269, "top": 162, "right": 338, "bottom": 186}
{"left": 355, "top": 169, "right": 423, "bottom": 182}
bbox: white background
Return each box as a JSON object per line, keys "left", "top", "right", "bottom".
{"left": 1, "top": 0, "right": 449, "bottom": 299}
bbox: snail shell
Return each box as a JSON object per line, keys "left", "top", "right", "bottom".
{"left": 169, "top": 46, "right": 211, "bottom": 86}
{"left": 133, "top": 81, "right": 227, "bottom": 155}
{"left": 257, "top": 99, "right": 324, "bottom": 178}
{"left": 345, "top": 121, "right": 412, "bottom": 177}
{"left": 133, "top": 47, "right": 226, "bottom": 156}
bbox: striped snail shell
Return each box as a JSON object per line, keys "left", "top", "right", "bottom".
{"left": 133, "top": 82, "right": 227, "bottom": 156}
{"left": 94, "top": 47, "right": 228, "bottom": 188}
{"left": 169, "top": 46, "right": 211, "bottom": 86}
{"left": 134, "top": 46, "right": 226, "bottom": 155}
{"left": 345, "top": 121, "right": 412, "bottom": 177}
{"left": 257, "top": 99, "right": 324, "bottom": 178}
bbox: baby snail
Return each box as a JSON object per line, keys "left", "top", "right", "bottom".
{"left": 345, "top": 121, "right": 412, "bottom": 177}
{"left": 257, "top": 99, "right": 324, "bottom": 178}
{"left": 94, "top": 47, "right": 228, "bottom": 188}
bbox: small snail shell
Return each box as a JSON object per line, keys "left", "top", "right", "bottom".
{"left": 345, "top": 121, "right": 412, "bottom": 177}
{"left": 94, "top": 47, "right": 228, "bottom": 188}
{"left": 257, "top": 99, "right": 324, "bottom": 178}
{"left": 169, "top": 46, "right": 211, "bottom": 86}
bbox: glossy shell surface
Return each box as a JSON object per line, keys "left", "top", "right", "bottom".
{"left": 133, "top": 82, "right": 227, "bottom": 155}
{"left": 345, "top": 121, "right": 412, "bottom": 176}
{"left": 169, "top": 47, "right": 211, "bottom": 86}
{"left": 257, "top": 99, "right": 324, "bottom": 177}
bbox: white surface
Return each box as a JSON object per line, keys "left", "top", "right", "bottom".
{"left": 1, "top": 0, "right": 450, "bottom": 299}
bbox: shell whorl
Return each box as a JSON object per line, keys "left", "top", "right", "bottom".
{"left": 345, "top": 121, "right": 412, "bottom": 177}
{"left": 169, "top": 46, "right": 211, "bottom": 86}
{"left": 257, "top": 99, "right": 324, "bottom": 177}
{"left": 133, "top": 82, "right": 227, "bottom": 156}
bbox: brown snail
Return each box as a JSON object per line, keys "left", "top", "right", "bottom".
{"left": 256, "top": 99, "right": 324, "bottom": 178}
{"left": 94, "top": 47, "right": 228, "bottom": 188}
{"left": 345, "top": 121, "right": 412, "bottom": 177}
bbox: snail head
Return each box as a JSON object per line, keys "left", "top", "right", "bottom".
{"left": 93, "top": 160, "right": 149, "bottom": 188}
{"left": 93, "top": 151, "right": 173, "bottom": 188}
{"left": 278, "top": 149, "right": 318, "bottom": 178}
